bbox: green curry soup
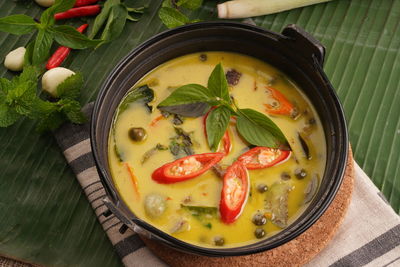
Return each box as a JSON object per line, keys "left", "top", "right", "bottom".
{"left": 108, "top": 52, "right": 326, "bottom": 248}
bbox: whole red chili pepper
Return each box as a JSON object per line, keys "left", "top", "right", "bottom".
{"left": 55, "top": 5, "right": 101, "bottom": 20}
{"left": 46, "top": 24, "right": 88, "bottom": 70}
{"left": 237, "top": 146, "right": 291, "bottom": 170}
{"left": 152, "top": 153, "right": 225, "bottom": 184}
{"left": 219, "top": 161, "right": 249, "bottom": 224}
{"left": 203, "top": 107, "right": 232, "bottom": 154}
{"left": 74, "top": 0, "right": 100, "bottom": 7}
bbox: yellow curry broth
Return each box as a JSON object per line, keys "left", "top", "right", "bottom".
{"left": 108, "top": 52, "right": 326, "bottom": 247}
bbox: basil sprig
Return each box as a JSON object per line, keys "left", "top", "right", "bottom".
{"left": 158, "top": 63, "right": 290, "bottom": 150}
{"left": 158, "top": 0, "right": 203, "bottom": 29}
{"left": 88, "top": 0, "right": 145, "bottom": 45}
{"left": 0, "top": 0, "right": 101, "bottom": 65}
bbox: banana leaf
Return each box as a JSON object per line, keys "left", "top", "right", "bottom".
{"left": 0, "top": 0, "right": 399, "bottom": 266}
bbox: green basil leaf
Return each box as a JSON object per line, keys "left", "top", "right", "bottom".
{"left": 53, "top": 0, "right": 76, "bottom": 13}
{"left": 118, "top": 85, "right": 154, "bottom": 115}
{"left": 89, "top": 0, "right": 120, "bottom": 39}
{"left": 33, "top": 29, "right": 54, "bottom": 65}
{"left": 56, "top": 73, "right": 84, "bottom": 100}
{"left": 52, "top": 25, "right": 101, "bottom": 49}
{"left": 100, "top": 4, "right": 128, "bottom": 43}
{"left": 0, "top": 15, "right": 37, "bottom": 35}
{"left": 158, "top": 7, "right": 189, "bottom": 29}
{"left": 24, "top": 41, "right": 35, "bottom": 66}
{"left": 158, "top": 102, "right": 210, "bottom": 117}
{"left": 206, "top": 106, "right": 231, "bottom": 151}
{"left": 177, "top": 0, "right": 203, "bottom": 10}
{"left": 158, "top": 84, "right": 216, "bottom": 108}
{"left": 40, "top": 0, "right": 76, "bottom": 26}
{"left": 207, "top": 63, "right": 230, "bottom": 102}
{"left": 236, "top": 108, "right": 289, "bottom": 149}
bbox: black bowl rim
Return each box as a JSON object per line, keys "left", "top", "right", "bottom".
{"left": 90, "top": 21, "right": 349, "bottom": 256}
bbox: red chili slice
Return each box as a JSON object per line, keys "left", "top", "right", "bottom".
{"left": 152, "top": 153, "right": 224, "bottom": 184}
{"left": 203, "top": 107, "right": 232, "bottom": 154}
{"left": 219, "top": 161, "right": 249, "bottom": 224}
{"left": 238, "top": 146, "right": 291, "bottom": 170}
{"left": 264, "top": 87, "right": 295, "bottom": 116}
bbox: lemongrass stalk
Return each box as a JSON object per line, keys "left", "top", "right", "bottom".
{"left": 218, "top": 0, "right": 333, "bottom": 19}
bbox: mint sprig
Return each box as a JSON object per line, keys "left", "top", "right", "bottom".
{"left": 0, "top": 66, "right": 86, "bottom": 132}
{"left": 157, "top": 63, "right": 290, "bottom": 150}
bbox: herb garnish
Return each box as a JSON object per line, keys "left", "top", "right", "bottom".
{"left": 0, "top": 66, "right": 86, "bottom": 131}
{"left": 0, "top": 0, "right": 101, "bottom": 65}
{"left": 158, "top": 0, "right": 203, "bottom": 29}
{"left": 158, "top": 63, "right": 290, "bottom": 150}
{"left": 88, "top": 0, "right": 145, "bottom": 45}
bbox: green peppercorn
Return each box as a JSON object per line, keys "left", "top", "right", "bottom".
{"left": 128, "top": 127, "right": 147, "bottom": 142}
{"left": 252, "top": 213, "right": 267, "bottom": 226}
{"left": 254, "top": 228, "right": 266, "bottom": 239}
{"left": 281, "top": 172, "right": 291, "bottom": 181}
{"left": 294, "top": 168, "right": 307, "bottom": 180}
{"left": 199, "top": 53, "right": 207, "bottom": 62}
{"left": 257, "top": 183, "right": 268, "bottom": 193}
{"left": 214, "top": 236, "right": 225, "bottom": 246}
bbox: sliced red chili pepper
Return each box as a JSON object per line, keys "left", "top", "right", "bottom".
{"left": 152, "top": 153, "right": 224, "bottom": 184}
{"left": 74, "top": 0, "right": 100, "bottom": 7}
{"left": 238, "top": 146, "right": 291, "bottom": 170}
{"left": 219, "top": 161, "right": 249, "bottom": 224}
{"left": 46, "top": 24, "right": 88, "bottom": 70}
{"left": 264, "top": 87, "right": 295, "bottom": 116}
{"left": 203, "top": 107, "right": 232, "bottom": 154}
{"left": 55, "top": 5, "right": 101, "bottom": 20}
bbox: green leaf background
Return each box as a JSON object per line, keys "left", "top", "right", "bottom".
{"left": 0, "top": 0, "right": 400, "bottom": 266}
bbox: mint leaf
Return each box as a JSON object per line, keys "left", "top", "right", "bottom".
{"left": 162, "top": 0, "right": 175, "bottom": 8}
{"left": 12, "top": 65, "right": 40, "bottom": 86}
{"left": 208, "top": 63, "right": 230, "bottom": 102}
{"left": 36, "top": 110, "right": 64, "bottom": 132}
{"left": 100, "top": 4, "right": 128, "bottom": 43}
{"left": 0, "top": 78, "right": 12, "bottom": 95}
{"left": 33, "top": 29, "right": 54, "bottom": 65}
{"left": 52, "top": 25, "right": 101, "bottom": 49}
{"left": 59, "top": 99, "right": 86, "bottom": 124}
{"left": 0, "top": 15, "right": 37, "bottom": 35}
{"left": 0, "top": 103, "right": 21, "bottom": 127}
{"left": 56, "top": 73, "right": 84, "bottom": 99}
{"left": 89, "top": 0, "right": 120, "bottom": 39}
{"left": 236, "top": 109, "right": 289, "bottom": 149}
{"left": 206, "top": 106, "right": 231, "bottom": 151}
{"left": 158, "top": 84, "right": 215, "bottom": 108}
{"left": 158, "top": 7, "right": 189, "bottom": 28}
{"left": 177, "top": 0, "right": 203, "bottom": 10}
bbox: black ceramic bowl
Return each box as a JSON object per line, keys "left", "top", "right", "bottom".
{"left": 91, "top": 22, "right": 348, "bottom": 257}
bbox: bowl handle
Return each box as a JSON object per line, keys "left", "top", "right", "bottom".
{"left": 281, "top": 24, "right": 326, "bottom": 66}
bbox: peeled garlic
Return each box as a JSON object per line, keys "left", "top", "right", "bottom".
{"left": 42, "top": 67, "right": 75, "bottom": 97}
{"left": 34, "top": 0, "right": 55, "bottom": 7}
{"left": 4, "top": 47, "right": 26, "bottom": 71}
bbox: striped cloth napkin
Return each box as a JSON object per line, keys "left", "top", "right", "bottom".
{"left": 54, "top": 103, "right": 400, "bottom": 267}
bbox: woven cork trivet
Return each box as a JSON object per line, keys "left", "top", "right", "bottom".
{"left": 142, "top": 149, "right": 355, "bottom": 267}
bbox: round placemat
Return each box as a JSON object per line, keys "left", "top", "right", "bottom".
{"left": 142, "top": 150, "right": 355, "bottom": 267}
